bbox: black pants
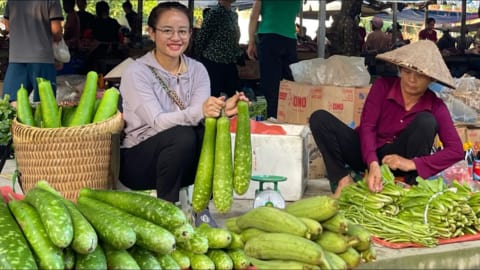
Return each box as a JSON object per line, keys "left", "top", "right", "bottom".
{"left": 119, "top": 125, "right": 204, "bottom": 202}
{"left": 309, "top": 110, "right": 437, "bottom": 191}
{"left": 200, "top": 57, "right": 239, "bottom": 98}
{"left": 258, "top": 33, "right": 297, "bottom": 118}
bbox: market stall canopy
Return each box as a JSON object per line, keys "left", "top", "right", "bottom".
{"left": 177, "top": 0, "right": 254, "bottom": 10}
{"left": 375, "top": 8, "right": 478, "bottom": 24}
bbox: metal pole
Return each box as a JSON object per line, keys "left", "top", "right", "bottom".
{"left": 317, "top": 0, "right": 326, "bottom": 58}
{"left": 392, "top": 2, "right": 398, "bottom": 44}
{"left": 458, "top": 0, "right": 467, "bottom": 52}
{"left": 188, "top": 0, "right": 194, "bottom": 20}
{"left": 137, "top": 0, "right": 143, "bottom": 46}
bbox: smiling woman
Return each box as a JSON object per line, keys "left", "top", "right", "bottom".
{"left": 117, "top": 2, "right": 249, "bottom": 226}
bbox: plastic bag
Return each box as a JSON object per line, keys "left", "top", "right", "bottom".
{"left": 53, "top": 39, "right": 71, "bottom": 63}
{"left": 442, "top": 95, "right": 478, "bottom": 123}
{"left": 290, "top": 55, "right": 370, "bottom": 87}
{"left": 440, "top": 160, "right": 476, "bottom": 190}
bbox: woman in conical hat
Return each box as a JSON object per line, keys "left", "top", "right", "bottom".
{"left": 309, "top": 40, "right": 463, "bottom": 197}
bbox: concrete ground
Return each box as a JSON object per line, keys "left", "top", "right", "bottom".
{"left": 2, "top": 158, "right": 480, "bottom": 269}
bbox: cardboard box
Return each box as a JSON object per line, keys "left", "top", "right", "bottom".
{"left": 466, "top": 127, "right": 480, "bottom": 155}
{"left": 231, "top": 123, "right": 309, "bottom": 201}
{"left": 277, "top": 80, "right": 371, "bottom": 127}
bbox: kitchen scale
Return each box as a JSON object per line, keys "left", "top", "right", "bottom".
{"left": 251, "top": 175, "right": 286, "bottom": 209}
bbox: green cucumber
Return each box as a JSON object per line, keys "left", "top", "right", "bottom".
{"left": 38, "top": 80, "right": 61, "bottom": 128}
{"left": 206, "top": 249, "right": 233, "bottom": 270}
{"left": 0, "top": 196, "right": 37, "bottom": 269}
{"left": 225, "top": 249, "right": 250, "bottom": 270}
{"left": 212, "top": 114, "right": 233, "bottom": 213}
{"left": 61, "top": 105, "right": 76, "bottom": 127}
{"left": 8, "top": 200, "right": 64, "bottom": 270}
{"left": 177, "top": 231, "right": 209, "bottom": 254}
{"left": 156, "top": 254, "right": 180, "bottom": 270}
{"left": 192, "top": 117, "right": 217, "bottom": 213}
{"left": 128, "top": 245, "right": 162, "bottom": 270}
{"left": 171, "top": 249, "right": 191, "bottom": 270}
{"left": 226, "top": 231, "right": 244, "bottom": 249}
{"left": 76, "top": 196, "right": 136, "bottom": 250}
{"left": 184, "top": 250, "right": 215, "bottom": 270}
{"left": 102, "top": 242, "right": 140, "bottom": 270}
{"left": 16, "top": 84, "right": 34, "bottom": 126}
{"left": 233, "top": 100, "right": 252, "bottom": 195}
{"left": 70, "top": 71, "right": 98, "bottom": 126}
{"left": 196, "top": 223, "right": 232, "bottom": 249}
{"left": 92, "top": 87, "right": 119, "bottom": 123}
{"left": 75, "top": 245, "right": 107, "bottom": 270}
{"left": 23, "top": 187, "right": 73, "bottom": 248}
{"left": 33, "top": 103, "right": 42, "bottom": 127}
{"left": 35, "top": 181, "right": 98, "bottom": 254}
{"left": 173, "top": 222, "right": 195, "bottom": 243}
{"left": 79, "top": 188, "right": 186, "bottom": 231}
{"left": 78, "top": 196, "right": 175, "bottom": 254}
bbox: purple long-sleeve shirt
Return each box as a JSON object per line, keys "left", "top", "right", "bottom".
{"left": 358, "top": 77, "right": 463, "bottom": 178}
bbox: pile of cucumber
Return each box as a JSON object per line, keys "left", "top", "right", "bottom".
{"left": 192, "top": 100, "right": 252, "bottom": 214}
{"left": 226, "top": 196, "right": 377, "bottom": 270}
{"left": 16, "top": 71, "right": 119, "bottom": 128}
{"left": 0, "top": 181, "right": 253, "bottom": 270}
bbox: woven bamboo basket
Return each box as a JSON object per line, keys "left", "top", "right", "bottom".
{"left": 11, "top": 112, "right": 124, "bottom": 201}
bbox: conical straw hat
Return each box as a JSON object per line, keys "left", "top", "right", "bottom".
{"left": 376, "top": 40, "right": 456, "bottom": 89}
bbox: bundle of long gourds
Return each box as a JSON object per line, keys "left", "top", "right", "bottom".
{"left": 16, "top": 71, "right": 119, "bottom": 128}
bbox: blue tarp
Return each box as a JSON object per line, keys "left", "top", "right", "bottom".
{"left": 376, "top": 8, "right": 478, "bottom": 24}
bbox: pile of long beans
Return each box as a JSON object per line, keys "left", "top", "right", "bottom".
{"left": 397, "top": 178, "right": 480, "bottom": 239}
{"left": 342, "top": 205, "right": 438, "bottom": 247}
{"left": 339, "top": 165, "right": 480, "bottom": 247}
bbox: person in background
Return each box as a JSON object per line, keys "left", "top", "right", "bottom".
{"left": 386, "top": 22, "right": 408, "bottom": 49}
{"left": 76, "top": 0, "right": 94, "bottom": 40}
{"left": 466, "top": 35, "right": 480, "bottom": 55}
{"left": 122, "top": 0, "right": 139, "bottom": 45}
{"left": 63, "top": 0, "right": 81, "bottom": 52}
{"left": 363, "top": 17, "right": 390, "bottom": 75}
{"left": 85, "top": 1, "right": 122, "bottom": 74}
{"left": 194, "top": 0, "right": 242, "bottom": 98}
{"left": 119, "top": 2, "right": 248, "bottom": 227}
{"left": 437, "top": 28, "right": 457, "bottom": 56}
{"left": 418, "top": 17, "right": 437, "bottom": 42}
{"left": 247, "top": 0, "right": 302, "bottom": 120}
{"left": 455, "top": 29, "right": 474, "bottom": 50}
{"left": 309, "top": 40, "right": 463, "bottom": 198}
{"left": 363, "top": 17, "right": 390, "bottom": 52}
{"left": 2, "top": 0, "right": 63, "bottom": 105}
{"left": 296, "top": 23, "right": 312, "bottom": 44}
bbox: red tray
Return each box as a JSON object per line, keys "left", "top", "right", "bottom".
{"left": 372, "top": 233, "right": 480, "bottom": 249}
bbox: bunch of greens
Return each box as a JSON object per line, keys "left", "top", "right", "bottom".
{"left": 0, "top": 94, "right": 16, "bottom": 145}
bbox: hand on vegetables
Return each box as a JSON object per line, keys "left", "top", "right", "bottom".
{"left": 366, "top": 161, "right": 382, "bottom": 193}
{"left": 224, "top": 92, "right": 249, "bottom": 117}
{"left": 202, "top": 92, "right": 249, "bottom": 118}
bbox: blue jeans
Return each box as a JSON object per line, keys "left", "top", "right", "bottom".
{"left": 3, "top": 63, "right": 57, "bottom": 102}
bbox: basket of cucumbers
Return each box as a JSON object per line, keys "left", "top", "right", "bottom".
{"left": 10, "top": 71, "right": 123, "bottom": 201}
